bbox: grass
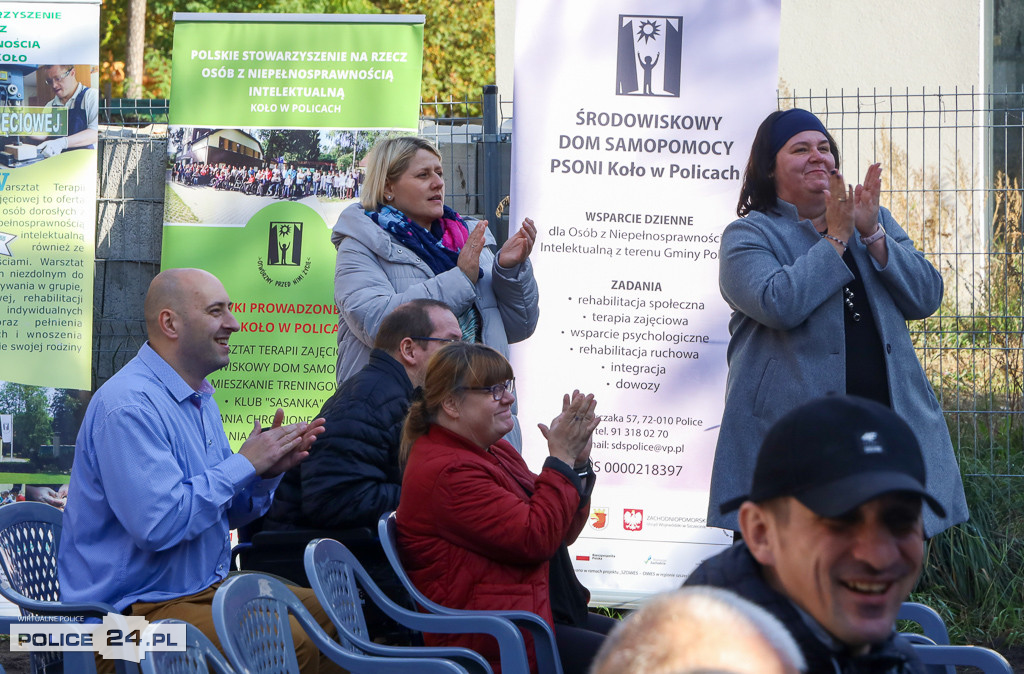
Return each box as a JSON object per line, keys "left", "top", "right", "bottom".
{"left": 162, "top": 184, "right": 200, "bottom": 223}
{"left": 0, "top": 474, "right": 68, "bottom": 483}
{"left": 911, "top": 468, "right": 1024, "bottom": 648}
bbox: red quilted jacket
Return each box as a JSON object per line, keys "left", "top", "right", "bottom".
{"left": 396, "top": 424, "right": 588, "bottom": 673}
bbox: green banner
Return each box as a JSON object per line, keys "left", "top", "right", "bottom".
{"left": 163, "top": 14, "right": 424, "bottom": 449}
{"left": 0, "top": 0, "right": 99, "bottom": 495}
{"left": 169, "top": 17, "right": 423, "bottom": 129}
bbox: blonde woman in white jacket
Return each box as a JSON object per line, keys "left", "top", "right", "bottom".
{"left": 331, "top": 136, "right": 539, "bottom": 448}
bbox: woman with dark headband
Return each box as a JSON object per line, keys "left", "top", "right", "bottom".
{"left": 707, "top": 109, "right": 968, "bottom": 536}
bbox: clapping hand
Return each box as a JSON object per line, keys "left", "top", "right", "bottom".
{"left": 854, "top": 163, "right": 882, "bottom": 237}
{"left": 457, "top": 221, "right": 488, "bottom": 284}
{"left": 539, "top": 390, "right": 600, "bottom": 468}
{"left": 239, "top": 408, "right": 326, "bottom": 478}
{"left": 497, "top": 217, "right": 537, "bottom": 268}
{"left": 824, "top": 169, "right": 855, "bottom": 253}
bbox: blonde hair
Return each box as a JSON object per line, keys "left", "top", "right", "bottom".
{"left": 399, "top": 342, "right": 513, "bottom": 465}
{"left": 360, "top": 136, "right": 443, "bottom": 212}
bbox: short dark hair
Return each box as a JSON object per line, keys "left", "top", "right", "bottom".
{"left": 373, "top": 299, "right": 453, "bottom": 353}
{"left": 736, "top": 110, "right": 840, "bottom": 217}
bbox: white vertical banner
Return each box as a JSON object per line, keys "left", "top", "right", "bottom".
{"left": 0, "top": 415, "right": 11, "bottom": 444}
{"left": 511, "top": 0, "right": 781, "bottom": 606}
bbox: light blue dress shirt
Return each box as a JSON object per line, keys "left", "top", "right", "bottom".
{"left": 58, "top": 343, "right": 281, "bottom": 611}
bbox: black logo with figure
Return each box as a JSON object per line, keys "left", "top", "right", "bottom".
{"left": 268, "top": 221, "right": 302, "bottom": 266}
{"left": 616, "top": 15, "right": 683, "bottom": 97}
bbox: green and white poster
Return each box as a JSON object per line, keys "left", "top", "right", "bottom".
{"left": 0, "top": 0, "right": 99, "bottom": 391}
{"left": 0, "top": 0, "right": 98, "bottom": 492}
{"left": 163, "top": 13, "right": 424, "bottom": 447}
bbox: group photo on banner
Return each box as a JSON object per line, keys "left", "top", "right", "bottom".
{"left": 0, "top": 0, "right": 99, "bottom": 493}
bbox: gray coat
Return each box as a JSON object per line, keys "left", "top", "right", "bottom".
{"left": 331, "top": 203, "right": 540, "bottom": 447}
{"left": 708, "top": 200, "right": 968, "bottom": 536}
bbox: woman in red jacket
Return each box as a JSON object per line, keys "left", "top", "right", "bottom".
{"left": 396, "top": 342, "right": 610, "bottom": 673}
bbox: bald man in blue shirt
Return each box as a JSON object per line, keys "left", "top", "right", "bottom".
{"left": 58, "top": 268, "right": 338, "bottom": 673}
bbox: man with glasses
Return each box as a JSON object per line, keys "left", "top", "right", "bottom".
{"left": 266, "top": 298, "right": 461, "bottom": 531}
{"left": 35, "top": 64, "right": 98, "bottom": 157}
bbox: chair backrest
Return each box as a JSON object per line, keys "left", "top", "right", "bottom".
{"left": 212, "top": 575, "right": 303, "bottom": 674}
{"left": 0, "top": 502, "right": 63, "bottom": 606}
{"left": 0, "top": 503, "right": 138, "bottom": 674}
{"left": 139, "top": 620, "right": 236, "bottom": 674}
{"left": 378, "top": 511, "right": 447, "bottom": 614}
{"left": 212, "top": 573, "right": 467, "bottom": 674}
{"left": 302, "top": 538, "right": 374, "bottom": 653}
{"left": 0, "top": 502, "right": 68, "bottom": 674}
{"left": 898, "top": 602, "right": 950, "bottom": 645}
{"left": 912, "top": 645, "right": 1013, "bottom": 674}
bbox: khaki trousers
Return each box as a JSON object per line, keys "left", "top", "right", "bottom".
{"left": 95, "top": 578, "right": 344, "bottom": 674}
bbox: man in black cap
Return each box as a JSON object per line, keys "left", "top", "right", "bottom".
{"left": 686, "top": 395, "right": 944, "bottom": 673}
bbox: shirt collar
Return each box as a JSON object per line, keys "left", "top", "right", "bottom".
{"left": 771, "top": 198, "right": 801, "bottom": 221}
{"left": 137, "top": 342, "right": 215, "bottom": 403}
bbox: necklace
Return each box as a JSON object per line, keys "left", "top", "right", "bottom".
{"left": 819, "top": 229, "right": 861, "bottom": 322}
{"left": 843, "top": 287, "right": 861, "bottom": 322}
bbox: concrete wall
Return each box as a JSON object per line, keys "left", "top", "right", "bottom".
{"left": 93, "top": 133, "right": 168, "bottom": 388}
{"left": 779, "top": 0, "right": 989, "bottom": 93}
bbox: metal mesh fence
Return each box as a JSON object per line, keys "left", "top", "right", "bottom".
{"left": 95, "top": 90, "right": 1024, "bottom": 478}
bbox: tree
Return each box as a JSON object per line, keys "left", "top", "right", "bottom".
{"left": 50, "top": 389, "right": 86, "bottom": 448}
{"left": 0, "top": 383, "right": 53, "bottom": 456}
{"left": 124, "top": 0, "right": 146, "bottom": 98}
{"left": 100, "top": 0, "right": 381, "bottom": 98}
{"left": 376, "top": 0, "right": 495, "bottom": 111}
{"left": 98, "top": 0, "right": 495, "bottom": 104}
{"left": 252, "top": 129, "right": 321, "bottom": 163}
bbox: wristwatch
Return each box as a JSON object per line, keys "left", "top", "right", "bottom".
{"left": 861, "top": 223, "right": 886, "bottom": 246}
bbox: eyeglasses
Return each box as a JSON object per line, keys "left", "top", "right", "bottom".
{"left": 411, "top": 336, "right": 461, "bottom": 345}
{"left": 44, "top": 68, "right": 73, "bottom": 87}
{"left": 460, "top": 379, "right": 515, "bottom": 401}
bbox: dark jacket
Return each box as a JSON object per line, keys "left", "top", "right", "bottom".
{"left": 265, "top": 349, "right": 412, "bottom": 530}
{"left": 684, "top": 542, "right": 925, "bottom": 674}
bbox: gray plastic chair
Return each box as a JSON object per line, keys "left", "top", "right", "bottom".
{"left": 0, "top": 501, "right": 137, "bottom": 674}
{"left": 139, "top": 619, "right": 236, "bottom": 674}
{"left": 211, "top": 572, "right": 469, "bottom": 673}
{"left": 379, "top": 511, "right": 564, "bottom": 674}
{"left": 305, "top": 537, "right": 513, "bottom": 673}
{"left": 898, "top": 602, "right": 950, "bottom": 644}
{"left": 912, "top": 644, "right": 1012, "bottom": 674}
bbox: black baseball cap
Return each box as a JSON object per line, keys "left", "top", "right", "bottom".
{"left": 720, "top": 395, "right": 945, "bottom": 518}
